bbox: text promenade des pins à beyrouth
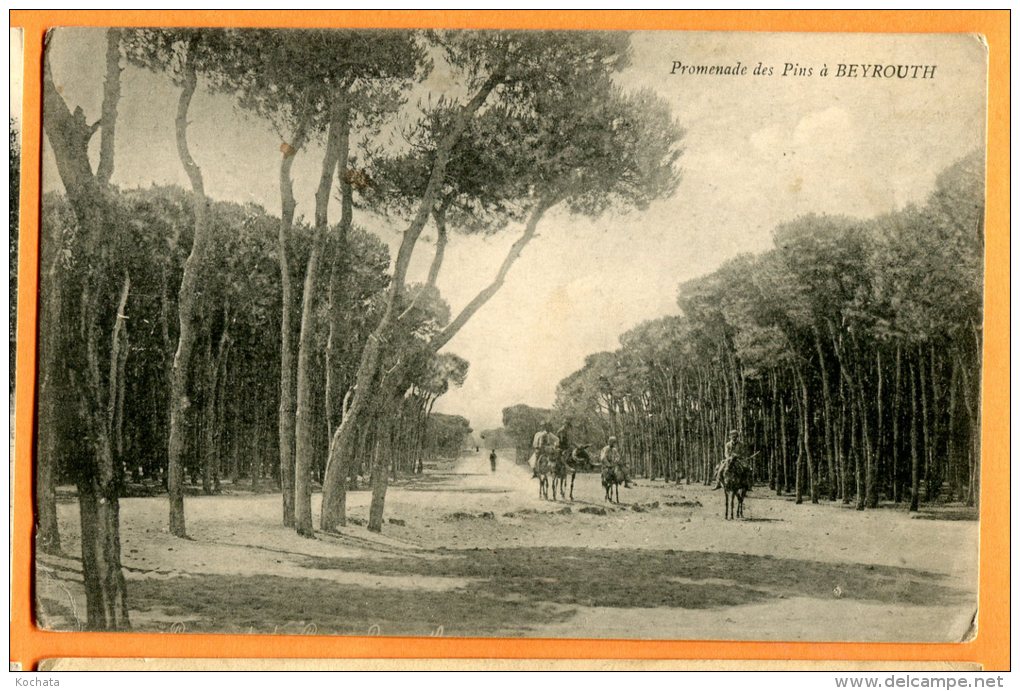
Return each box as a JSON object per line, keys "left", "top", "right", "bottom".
{"left": 670, "top": 61, "right": 938, "bottom": 79}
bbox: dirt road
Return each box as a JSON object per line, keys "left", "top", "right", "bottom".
{"left": 36, "top": 449, "right": 978, "bottom": 641}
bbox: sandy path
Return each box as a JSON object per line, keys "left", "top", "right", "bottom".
{"left": 36, "top": 449, "right": 978, "bottom": 641}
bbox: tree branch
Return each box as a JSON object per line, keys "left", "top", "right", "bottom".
{"left": 390, "top": 71, "right": 503, "bottom": 295}
{"left": 430, "top": 196, "right": 558, "bottom": 353}
{"left": 42, "top": 55, "right": 96, "bottom": 201}
{"left": 174, "top": 39, "right": 205, "bottom": 202}
{"left": 426, "top": 197, "right": 452, "bottom": 288}
{"left": 96, "top": 28, "right": 122, "bottom": 186}
{"left": 395, "top": 196, "right": 453, "bottom": 324}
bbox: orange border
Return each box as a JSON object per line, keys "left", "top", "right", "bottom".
{"left": 9, "top": 10, "right": 1010, "bottom": 671}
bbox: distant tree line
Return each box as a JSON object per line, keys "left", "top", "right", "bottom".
{"left": 37, "top": 184, "right": 469, "bottom": 513}
{"left": 479, "top": 427, "right": 514, "bottom": 451}
{"left": 554, "top": 152, "right": 984, "bottom": 511}
{"left": 501, "top": 404, "right": 554, "bottom": 462}
{"left": 497, "top": 402, "right": 607, "bottom": 463}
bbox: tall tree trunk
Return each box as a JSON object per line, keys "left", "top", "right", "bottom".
{"left": 839, "top": 380, "right": 850, "bottom": 504}
{"left": 294, "top": 100, "right": 349, "bottom": 537}
{"left": 321, "top": 74, "right": 501, "bottom": 532}
{"left": 212, "top": 342, "right": 228, "bottom": 494}
{"left": 229, "top": 397, "right": 240, "bottom": 484}
{"left": 767, "top": 372, "right": 777, "bottom": 490}
{"left": 930, "top": 345, "right": 946, "bottom": 500}
{"left": 36, "top": 206, "right": 64, "bottom": 553}
{"left": 95, "top": 29, "right": 121, "bottom": 186}
{"left": 892, "top": 344, "right": 902, "bottom": 502}
{"left": 113, "top": 324, "right": 128, "bottom": 467}
{"left": 919, "top": 345, "right": 932, "bottom": 502}
{"left": 276, "top": 116, "right": 310, "bottom": 528}
{"left": 75, "top": 467, "right": 129, "bottom": 630}
{"left": 76, "top": 274, "right": 132, "bottom": 630}
{"left": 42, "top": 28, "right": 130, "bottom": 630}
{"left": 797, "top": 369, "right": 818, "bottom": 504}
{"left": 367, "top": 431, "right": 388, "bottom": 532}
{"left": 202, "top": 321, "right": 229, "bottom": 495}
{"left": 778, "top": 395, "right": 788, "bottom": 495}
{"left": 868, "top": 348, "right": 882, "bottom": 509}
{"left": 324, "top": 163, "right": 355, "bottom": 434}
{"left": 167, "top": 44, "right": 211, "bottom": 538}
{"left": 201, "top": 331, "right": 214, "bottom": 495}
{"left": 956, "top": 352, "right": 979, "bottom": 507}
{"left": 250, "top": 416, "right": 261, "bottom": 492}
{"left": 909, "top": 357, "right": 920, "bottom": 512}
{"left": 813, "top": 329, "right": 837, "bottom": 500}
{"left": 852, "top": 389, "right": 863, "bottom": 510}
{"left": 793, "top": 368, "right": 804, "bottom": 505}
{"left": 946, "top": 353, "right": 959, "bottom": 501}
{"left": 967, "top": 323, "right": 981, "bottom": 509}
{"left": 942, "top": 353, "right": 958, "bottom": 498}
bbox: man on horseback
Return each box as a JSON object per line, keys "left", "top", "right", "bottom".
{"left": 714, "top": 429, "right": 746, "bottom": 490}
{"left": 599, "top": 436, "right": 632, "bottom": 488}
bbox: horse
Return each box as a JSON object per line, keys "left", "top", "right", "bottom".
{"left": 723, "top": 458, "right": 753, "bottom": 519}
{"left": 551, "top": 447, "right": 580, "bottom": 501}
{"left": 550, "top": 451, "right": 570, "bottom": 501}
{"left": 602, "top": 464, "right": 623, "bottom": 503}
{"left": 558, "top": 446, "right": 592, "bottom": 501}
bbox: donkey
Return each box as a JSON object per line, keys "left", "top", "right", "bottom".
{"left": 550, "top": 453, "right": 568, "bottom": 501}
{"left": 536, "top": 452, "right": 554, "bottom": 500}
{"left": 602, "top": 464, "right": 623, "bottom": 503}
{"left": 723, "top": 458, "right": 753, "bottom": 519}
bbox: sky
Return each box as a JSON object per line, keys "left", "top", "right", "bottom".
{"left": 41, "top": 29, "right": 987, "bottom": 432}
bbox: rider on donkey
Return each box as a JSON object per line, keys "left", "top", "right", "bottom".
{"left": 532, "top": 421, "right": 558, "bottom": 478}
{"left": 714, "top": 429, "right": 746, "bottom": 489}
{"left": 599, "top": 435, "right": 632, "bottom": 488}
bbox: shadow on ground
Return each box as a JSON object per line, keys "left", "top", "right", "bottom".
{"left": 123, "top": 572, "right": 570, "bottom": 636}
{"left": 393, "top": 472, "right": 517, "bottom": 494}
{"left": 80, "top": 545, "right": 970, "bottom": 636}
{"left": 910, "top": 508, "right": 979, "bottom": 521}
{"left": 302, "top": 547, "right": 968, "bottom": 610}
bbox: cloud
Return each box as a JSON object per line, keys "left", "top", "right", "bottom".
{"left": 793, "top": 106, "right": 855, "bottom": 154}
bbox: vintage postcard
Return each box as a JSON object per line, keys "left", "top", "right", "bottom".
{"left": 9, "top": 11, "right": 1009, "bottom": 670}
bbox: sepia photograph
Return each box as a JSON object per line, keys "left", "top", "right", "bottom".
{"left": 29, "top": 23, "right": 987, "bottom": 646}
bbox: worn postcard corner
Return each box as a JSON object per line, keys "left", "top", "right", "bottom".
{"left": 11, "top": 13, "right": 1000, "bottom": 667}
